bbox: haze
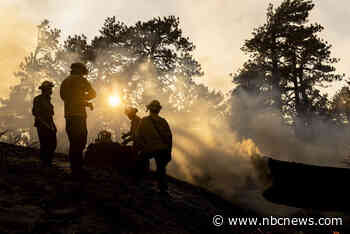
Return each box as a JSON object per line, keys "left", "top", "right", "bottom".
{"left": 0, "top": 0, "right": 349, "bottom": 96}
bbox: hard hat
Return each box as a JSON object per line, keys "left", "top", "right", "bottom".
{"left": 70, "top": 62, "right": 88, "bottom": 75}
{"left": 146, "top": 100, "right": 162, "bottom": 111}
{"left": 39, "top": 81, "right": 54, "bottom": 90}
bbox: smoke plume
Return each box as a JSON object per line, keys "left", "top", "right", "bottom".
{"left": 0, "top": 5, "right": 36, "bottom": 97}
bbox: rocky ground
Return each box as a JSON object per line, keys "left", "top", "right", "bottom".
{"left": 0, "top": 142, "right": 345, "bottom": 233}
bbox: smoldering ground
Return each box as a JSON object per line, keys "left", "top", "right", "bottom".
{"left": 73, "top": 60, "right": 272, "bottom": 211}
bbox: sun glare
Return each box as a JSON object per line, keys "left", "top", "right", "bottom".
{"left": 109, "top": 95, "right": 121, "bottom": 107}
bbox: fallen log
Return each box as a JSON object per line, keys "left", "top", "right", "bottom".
{"left": 263, "top": 157, "right": 350, "bottom": 211}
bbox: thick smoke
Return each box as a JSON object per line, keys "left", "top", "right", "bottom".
{"left": 2, "top": 23, "right": 347, "bottom": 213}
{"left": 1, "top": 3, "right": 350, "bottom": 216}
{"left": 229, "top": 87, "right": 350, "bottom": 168}
{"left": 85, "top": 59, "right": 268, "bottom": 199}
{"left": 0, "top": 5, "right": 36, "bottom": 97}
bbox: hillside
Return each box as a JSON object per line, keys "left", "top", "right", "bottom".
{"left": 0, "top": 142, "right": 341, "bottom": 234}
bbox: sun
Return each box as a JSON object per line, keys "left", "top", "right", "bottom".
{"left": 109, "top": 95, "right": 121, "bottom": 107}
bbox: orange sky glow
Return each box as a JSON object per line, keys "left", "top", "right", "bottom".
{"left": 1, "top": 0, "right": 349, "bottom": 98}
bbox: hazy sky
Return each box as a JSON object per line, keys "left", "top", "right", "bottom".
{"left": 1, "top": 0, "right": 350, "bottom": 98}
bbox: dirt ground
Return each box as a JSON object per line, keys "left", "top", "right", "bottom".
{"left": 0, "top": 142, "right": 345, "bottom": 234}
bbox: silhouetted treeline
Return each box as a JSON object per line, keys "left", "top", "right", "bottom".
{"left": 231, "top": 0, "right": 349, "bottom": 140}
{"left": 0, "top": 17, "right": 224, "bottom": 147}
{"left": 2, "top": 0, "right": 350, "bottom": 202}
{"left": 1, "top": 0, "right": 350, "bottom": 166}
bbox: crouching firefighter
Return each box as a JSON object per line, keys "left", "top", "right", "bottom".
{"left": 135, "top": 100, "right": 173, "bottom": 194}
{"left": 32, "top": 81, "right": 57, "bottom": 167}
{"left": 122, "top": 107, "right": 141, "bottom": 146}
{"left": 122, "top": 107, "right": 148, "bottom": 174}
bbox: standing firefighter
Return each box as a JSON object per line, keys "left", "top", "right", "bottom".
{"left": 135, "top": 100, "right": 172, "bottom": 194}
{"left": 32, "top": 81, "right": 57, "bottom": 167}
{"left": 121, "top": 107, "right": 141, "bottom": 146}
{"left": 60, "top": 63, "right": 96, "bottom": 178}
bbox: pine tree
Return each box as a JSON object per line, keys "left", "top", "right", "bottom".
{"left": 0, "top": 20, "right": 62, "bottom": 144}
{"left": 233, "top": 0, "right": 343, "bottom": 132}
